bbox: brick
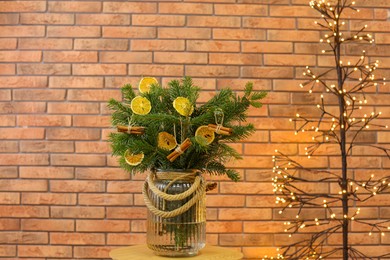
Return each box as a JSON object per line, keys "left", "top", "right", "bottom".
{"left": 48, "top": 1, "right": 101, "bottom": 12}
{"left": 75, "top": 142, "right": 110, "bottom": 154}
{"left": 226, "top": 155, "right": 274, "bottom": 169}
{"left": 18, "top": 115, "right": 71, "bottom": 127}
{"left": 133, "top": 15, "right": 185, "bottom": 26}
{"left": 131, "top": 40, "right": 185, "bottom": 51}
{"left": 76, "top": 167, "right": 129, "bottom": 180}
{"left": 76, "top": 220, "right": 130, "bottom": 232}
{"left": 75, "top": 39, "right": 129, "bottom": 51}
{"left": 155, "top": 52, "right": 207, "bottom": 64}
{"left": 0, "top": 206, "right": 48, "bottom": 218}
{"left": 47, "top": 26, "right": 100, "bottom": 37}
{"left": 265, "top": 54, "right": 316, "bottom": 66}
{"left": 44, "top": 51, "right": 98, "bottom": 63}
{"left": 268, "top": 30, "right": 320, "bottom": 42}
{"left": 22, "top": 219, "right": 74, "bottom": 231}
{"left": 243, "top": 17, "right": 295, "bottom": 29}
{"left": 219, "top": 208, "right": 272, "bottom": 220}
{"left": 0, "top": 219, "right": 20, "bottom": 230}
{"left": 0, "top": 116, "right": 15, "bottom": 126}
{"left": 330, "top": 156, "right": 381, "bottom": 168}
{"left": 46, "top": 128, "right": 100, "bottom": 140}
{"left": 20, "top": 13, "right": 74, "bottom": 25}
{"left": 49, "top": 76, "right": 103, "bottom": 88}
{"left": 20, "top": 167, "right": 74, "bottom": 179}
{"left": 159, "top": 28, "right": 211, "bottom": 39}
{"left": 0, "top": 232, "right": 48, "bottom": 244}
{"left": 0, "top": 154, "right": 49, "bottom": 166}
{"left": 206, "top": 195, "right": 245, "bottom": 207}
{"left": 73, "top": 115, "right": 110, "bottom": 127}
{"left": 214, "top": 29, "right": 266, "bottom": 40}
{"left": 187, "top": 40, "right": 239, "bottom": 52}
{"left": 0, "top": 76, "right": 47, "bottom": 88}
{"left": 51, "top": 206, "right": 105, "bottom": 219}
{"left": 188, "top": 16, "right": 240, "bottom": 27}
{"left": 215, "top": 4, "right": 266, "bottom": 15}
{"left": 0, "top": 39, "right": 17, "bottom": 49}
{"left": 220, "top": 234, "right": 273, "bottom": 246}
{"left": 0, "top": 26, "right": 45, "bottom": 37}
{"left": 206, "top": 221, "right": 242, "bottom": 233}
{"left": 17, "top": 64, "right": 70, "bottom": 75}
{"left": 186, "top": 65, "right": 239, "bottom": 77}
{"left": 107, "top": 233, "right": 146, "bottom": 245}
{"left": 245, "top": 143, "right": 297, "bottom": 156}
{"left": 210, "top": 53, "right": 262, "bottom": 65}
{"left": 103, "top": 2, "right": 156, "bottom": 13}
{"left": 67, "top": 90, "right": 121, "bottom": 101}
{"left": 0, "top": 1, "right": 46, "bottom": 12}
{"left": 0, "top": 167, "right": 18, "bottom": 178}
{"left": 0, "top": 102, "right": 46, "bottom": 114}
{"left": 19, "top": 39, "right": 72, "bottom": 50}
{"left": 74, "top": 246, "right": 113, "bottom": 259}
{"left": 0, "top": 51, "right": 41, "bottom": 62}
{"left": 0, "top": 14, "right": 19, "bottom": 24}
{"left": 14, "top": 89, "right": 65, "bottom": 101}
{"left": 220, "top": 182, "right": 271, "bottom": 195}
{"left": 19, "top": 246, "right": 72, "bottom": 258}
{"left": 244, "top": 221, "right": 285, "bottom": 233}
{"left": 270, "top": 6, "right": 317, "bottom": 17}
{"left": 0, "top": 64, "right": 15, "bottom": 74}
{"left": 51, "top": 233, "right": 105, "bottom": 245}
{"left": 0, "top": 128, "right": 44, "bottom": 140}
{"left": 22, "top": 192, "right": 76, "bottom": 205}
{"left": 51, "top": 154, "right": 106, "bottom": 166}
{"left": 79, "top": 194, "right": 133, "bottom": 206}
{"left": 76, "top": 14, "right": 130, "bottom": 25}
{"left": 159, "top": 3, "right": 212, "bottom": 14}
{"left": 107, "top": 207, "right": 146, "bottom": 219}
{"left": 0, "top": 192, "right": 20, "bottom": 204}
{"left": 107, "top": 181, "right": 143, "bottom": 193}
{"left": 100, "top": 52, "right": 152, "bottom": 63}
{"left": 73, "top": 64, "right": 126, "bottom": 76}
{"left": 129, "top": 64, "right": 183, "bottom": 77}
{"left": 103, "top": 27, "right": 156, "bottom": 38}
{"left": 0, "top": 141, "right": 17, "bottom": 152}
{"left": 0, "top": 90, "right": 11, "bottom": 100}
{"left": 51, "top": 180, "right": 104, "bottom": 193}
{"left": 48, "top": 103, "right": 99, "bottom": 114}
{"left": 0, "top": 180, "right": 47, "bottom": 192}
{"left": 242, "top": 66, "right": 294, "bottom": 78}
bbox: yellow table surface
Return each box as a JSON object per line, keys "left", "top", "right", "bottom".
{"left": 109, "top": 244, "right": 243, "bottom": 260}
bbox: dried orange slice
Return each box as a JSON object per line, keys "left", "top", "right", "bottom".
{"left": 173, "top": 97, "right": 194, "bottom": 116}
{"left": 157, "top": 132, "right": 177, "bottom": 151}
{"left": 124, "top": 149, "right": 144, "bottom": 166}
{"left": 130, "top": 96, "right": 151, "bottom": 115}
{"left": 195, "top": 125, "right": 215, "bottom": 145}
{"left": 138, "top": 77, "right": 158, "bottom": 94}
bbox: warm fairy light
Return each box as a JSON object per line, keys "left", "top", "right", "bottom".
{"left": 269, "top": 2, "right": 390, "bottom": 259}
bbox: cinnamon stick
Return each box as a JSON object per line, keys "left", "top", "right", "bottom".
{"left": 167, "top": 138, "right": 192, "bottom": 162}
{"left": 117, "top": 125, "right": 145, "bottom": 135}
{"left": 208, "top": 124, "right": 232, "bottom": 135}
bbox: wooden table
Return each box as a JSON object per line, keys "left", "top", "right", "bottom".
{"left": 110, "top": 244, "right": 243, "bottom": 260}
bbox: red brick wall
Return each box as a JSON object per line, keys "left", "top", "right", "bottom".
{"left": 0, "top": 0, "right": 389, "bottom": 259}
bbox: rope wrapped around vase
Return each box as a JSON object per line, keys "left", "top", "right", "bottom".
{"left": 142, "top": 171, "right": 206, "bottom": 219}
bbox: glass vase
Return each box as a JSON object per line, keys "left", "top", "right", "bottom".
{"left": 145, "top": 169, "right": 206, "bottom": 257}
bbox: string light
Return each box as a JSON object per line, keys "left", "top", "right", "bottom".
{"left": 267, "top": 0, "right": 390, "bottom": 258}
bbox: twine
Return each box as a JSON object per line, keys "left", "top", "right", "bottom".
{"left": 215, "top": 124, "right": 222, "bottom": 134}
{"left": 174, "top": 146, "right": 184, "bottom": 155}
{"left": 142, "top": 171, "right": 205, "bottom": 219}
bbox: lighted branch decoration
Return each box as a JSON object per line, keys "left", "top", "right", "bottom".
{"left": 266, "top": 1, "right": 390, "bottom": 259}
